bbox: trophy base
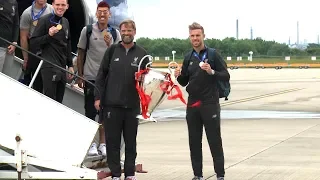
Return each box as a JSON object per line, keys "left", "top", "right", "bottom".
{"left": 137, "top": 114, "right": 157, "bottom": 123}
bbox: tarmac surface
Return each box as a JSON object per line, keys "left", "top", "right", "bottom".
{"left": 129, "top": 68, "right": 320, "bottom": 180}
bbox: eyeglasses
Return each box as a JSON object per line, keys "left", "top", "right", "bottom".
{"left": 97, "top": 10, "right": 109, "bottom": 15}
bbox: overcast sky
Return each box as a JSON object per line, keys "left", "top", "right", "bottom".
{"left": 126, "top": 0, "right": 319, "bottom": 44}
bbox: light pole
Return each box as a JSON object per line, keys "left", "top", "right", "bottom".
{"left": 249, "top": 51, "right": 253, "bottom": 61}
{"left": 172, "top": 50, "right": 176, "bottom": 62}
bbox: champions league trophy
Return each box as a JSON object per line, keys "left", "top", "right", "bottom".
{"left": 135, "top": 55, "right": 186, "bottom": 123}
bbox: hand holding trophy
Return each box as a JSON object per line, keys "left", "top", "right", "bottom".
{"left": 162, "top": 61, "right": 187, "bottom": 105}
{"left": 135, "top": 57, "right": 187, "bottom": 123}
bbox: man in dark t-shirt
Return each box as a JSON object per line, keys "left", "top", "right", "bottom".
{"left": 30, "top": 0, "right": 74, "bottom": 103}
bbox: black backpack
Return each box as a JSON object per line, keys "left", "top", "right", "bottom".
{"left": 83, "top": 24, "right": 117, "bottom": 65}
{"left": 185, "top": 48, "right": 231, "bottom": 101}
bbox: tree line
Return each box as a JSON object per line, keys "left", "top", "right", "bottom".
{"left": 136, "top": 37, "right": 320, "bottom": 59}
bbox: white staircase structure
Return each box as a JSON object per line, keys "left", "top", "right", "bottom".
{"left": 0, "top": 72, "right": 100, "bottom": 179}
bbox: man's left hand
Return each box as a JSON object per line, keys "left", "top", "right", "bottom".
{"left": 200, "top": 59, "right": 214, "bottom": 75}
{"left": 67, "top": 67, "right": 74, "bottom": 79}
{"left": 7, "top": 44, "right": 16, "bottom": 54}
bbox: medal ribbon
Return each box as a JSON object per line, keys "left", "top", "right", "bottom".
{"left": 97, "top": 22, "right": 112, "bottom": 32}
{"left": 31, "top": 1, "right": 47, "bottom": 21}
{"left": 193, "top": 51, "right": 207, "bottom": 62}
{"left": 49, "top": 11, "right": 61, "bottom": 25}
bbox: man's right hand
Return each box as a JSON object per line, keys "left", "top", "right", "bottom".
{"left": 49, "top": 26, "right": 59, "bottom": 36}
{"left": 94, "top": 100, "right": 100, "bottom": 111}
{"left": 76, "top": 78, "right": 84, "bottom": 88}
{"left": 174, "top": 67, "right": 181, "bottom": 77}
{"left": 104, "top": 34, "right": 111, "bottom": 47}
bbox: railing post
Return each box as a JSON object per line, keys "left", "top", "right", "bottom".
{"left": 28, "top": 60, "right": 43, "bottom": 88}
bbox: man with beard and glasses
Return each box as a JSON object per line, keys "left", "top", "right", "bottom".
{"left": 174, "top": 22, "right": 230, "bottom": 180}
{"left": 76, "top": 1, "right": 121, "bottom": 157}
{"left": 94, "top": 19, "right": 149, "bottom": 180}
{"left": 20, "top": 0, "right": 53, "bottom": 92}
{"left": 30, "top": 0, "right": 74, "bottom": 103}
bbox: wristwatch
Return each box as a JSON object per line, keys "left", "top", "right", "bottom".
{"left": 211, "top": 69, "right": 215, "bottom": 75}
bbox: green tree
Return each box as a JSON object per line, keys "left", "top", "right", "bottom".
{"left": 135, "top": 36, "right": 315, "bottom": 59}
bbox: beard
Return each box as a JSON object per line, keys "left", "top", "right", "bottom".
{"left": 192, "top": 40, "right": 202, "bottom": 47}
{"left": 122, "top": 35, "right": 134, "bottom": 44}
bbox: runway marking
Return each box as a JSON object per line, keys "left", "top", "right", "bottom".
{"left": 152, "top": 88, "right": 304, "bottom": 121}
{"left": 220, "top": 88, "right": 304, "bottom": 107}
{"left": 205, "top": 123, "right": 320, "bottom": 179}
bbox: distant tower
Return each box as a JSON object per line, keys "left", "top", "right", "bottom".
{"left": 289, "top": 37, "right": 291, "bottom": 45}
{"left": 297, "top": 21, "right": 299, "bottom": 45}
{"left": 236, "top": 19, "right": 239, "bottom": 40}
{"left": 318, "top": 35, "right": 319, "bottom": 44}
{"left": 250, "top": 27, "right": 253, "bottom": 40}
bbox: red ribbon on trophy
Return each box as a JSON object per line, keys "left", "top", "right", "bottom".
{"left": 135, "top": 60, "right": 197, "bottom": 119}
{"left": 135, "top": 68, "right": 151, "bottom": 119}
{"left": 159, "top": 74, "right": 187, "bottom": 105}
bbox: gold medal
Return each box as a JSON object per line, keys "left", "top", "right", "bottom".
{"left": 102, "top": 30, "right": 108, "bottom": 37}
{"left": 56, "top": 24, "right": 62, "bottom": 30}
{"left": 33, "top": 20, "right": 38, "bottom": 26}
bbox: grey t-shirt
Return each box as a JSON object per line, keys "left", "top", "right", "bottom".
{"left": 77, "top": 23, "right": 121, "bottom": 80}
{"left": 20, "top": 3, "right": 53, "bottom": 37}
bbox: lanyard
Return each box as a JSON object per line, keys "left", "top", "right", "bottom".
{"left": 49, "top": 11, "right": 61, "bottom": 25}
{"left": 193, "top": 51, "right": 207, "bottom": 62}
{"left": 97, "top": 22, "right": 112, "bottom": 32}
{"left": 31, "top": 1, "right": 47, "bottom": 21}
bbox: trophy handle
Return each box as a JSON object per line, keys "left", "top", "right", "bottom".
{"left": 138, "top": 55, "right": 153, "bottom": 72}
{"left": 145, "top": 62, "right": 152, "bottom": 69}
{"left": 168, "top": 61, "right": 179, "bottom": 75}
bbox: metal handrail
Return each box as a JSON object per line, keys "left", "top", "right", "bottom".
{"left": 28, "top": 60, "right": 43, "bottom": 88}
{"left": 0, "top": 36, "right": 101, "bottom": 99}
{"left": 71, "top": 52, "right": 78, "bottom": 57}
{"left": 14, "top": 56, "right": 23, "bottom": 63}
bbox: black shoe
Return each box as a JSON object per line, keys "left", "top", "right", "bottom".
{"left": 192, "top": 177, "right": 204, "bottom": 180}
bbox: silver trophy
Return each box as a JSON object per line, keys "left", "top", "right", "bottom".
{"left": 136, "top": 55, "right": 179, "bottom": 123}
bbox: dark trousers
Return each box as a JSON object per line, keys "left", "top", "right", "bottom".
{"left": 24, "top": 50, "right": 43, "bottom": 93}
{"left": 103, "top": 107, "right": 139, "bottom": 178}
{"left": 84, "top": 80, "right": 98, "bottom": 121}
{"left": 186, "top": 103, "right": 225, "bottom": 177}
{"left": 24, "top": 67, "right": 43, "bottom": 93}
{"left": 41, "top": 68, "right": 66, "bottom": 103}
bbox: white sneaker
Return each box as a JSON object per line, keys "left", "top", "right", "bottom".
{"left": 125, "top": 176, "right": 137, "bottom": 180}
{"left": 98, "top": 144, "right": 107, "bottom": 156}
{"left": 87, "top": 143, "right": 99, "bottom": 156}
{"left": 112, "top": 177, "right": 120, "bottom": 180}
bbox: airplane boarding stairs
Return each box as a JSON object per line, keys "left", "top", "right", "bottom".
{"left": 0, "top": 54, "right": 148, "bottom": 179}
{"left": 0, "top": 72, "right": 100, "bottom": 179}
{"left": 3, "top": 54, "right": 127, "bottom": 166}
